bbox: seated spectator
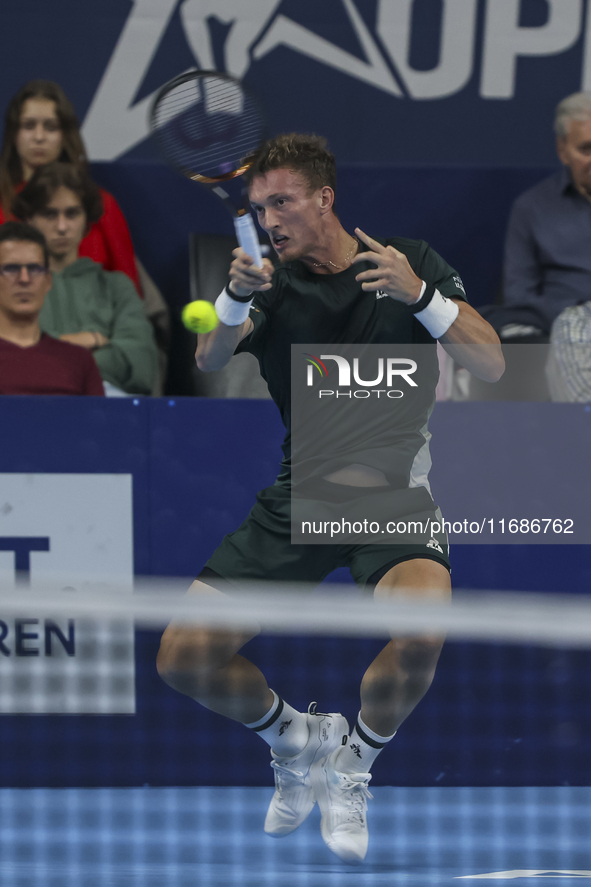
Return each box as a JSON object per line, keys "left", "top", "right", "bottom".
{"left": 13, "top": 163, "right": 158, "bottom": 396}
{"left": 0, "top": 221, "right": 103, "bottom": 395}
{"left": 0, "top": 80, "right": 141, "bottom": 293}
{"left": 503, "top": 92, "right": 591, "bottom": 331}
{"left": 546, "top": 302, "right": 591, "bottom": 402}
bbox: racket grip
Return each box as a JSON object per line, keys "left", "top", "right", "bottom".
{"left": 234, "top": 214, "right": 263, "bottom": 268}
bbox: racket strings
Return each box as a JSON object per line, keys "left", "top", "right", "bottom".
{"left": 152, "top": 76, "right": 265, "bottom": 180}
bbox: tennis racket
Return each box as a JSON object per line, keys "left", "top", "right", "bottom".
{"left": 150, "top": 70, "right": 267, "bottom": 267}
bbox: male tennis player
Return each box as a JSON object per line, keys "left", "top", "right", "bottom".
{"left": 157, "top": 134, "right": 504, "bottom": 863}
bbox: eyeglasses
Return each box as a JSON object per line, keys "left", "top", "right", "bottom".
{"left": 0, "top": 263, "right": 48, "bottom": 280}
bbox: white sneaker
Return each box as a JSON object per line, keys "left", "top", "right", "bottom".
{"left": 264, "top": 703, "right": 349, "bottom": 837}
{"left": 312, "top": 747, "right": 373, "bottom": 863}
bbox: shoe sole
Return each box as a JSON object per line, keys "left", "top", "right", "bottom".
{"left": 312, "top": 746, "right": 368, "bottom": 863}
{"left": 264, "top": 712, "right": 349, "bottom": 838}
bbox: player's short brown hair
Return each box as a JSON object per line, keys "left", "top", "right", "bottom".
{"left": 12, "top": 162, "right": 103, "bottom": 225}
{"left": 244, "top": 133, "right": 337, "bottom": 196}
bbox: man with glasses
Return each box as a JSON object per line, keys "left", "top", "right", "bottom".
{"left": 13, "top": 163, "right": 157, "bottom": 397}
{"left": 0, "top": 221, "right": 104, "bottom": 395}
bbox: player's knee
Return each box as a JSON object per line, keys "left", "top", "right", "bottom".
{"left": 156, "top": 625, "right": 244, "bottom": 682}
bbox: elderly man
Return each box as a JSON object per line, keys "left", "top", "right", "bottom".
{"left": 503, "top": 92, "right": 591, "bottom": 330}
{"left": 0, "top": 221, "right": 103, "bottom": 395}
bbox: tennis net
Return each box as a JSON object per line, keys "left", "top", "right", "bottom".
{"left": 0, "top": 580, "right": 589, "bottom": 886}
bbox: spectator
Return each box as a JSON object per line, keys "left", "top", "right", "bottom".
{"left": 13, "top": 163, "right": 158, "bottom": 397}
{"left": 546, "top": 302, "right": 591, "bottom": 402}
{"left": 503, "top": 92, "right": 591, "bottom": 331}
{"left": 0, "top": 80, "right": 141, "bottom": 293}
{"left": 0, "top": 221, "right": 103, "bottom": 395}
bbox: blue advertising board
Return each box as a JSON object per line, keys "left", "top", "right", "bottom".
{"left": 0, "top": 397, "right": 590, "bottom": 787}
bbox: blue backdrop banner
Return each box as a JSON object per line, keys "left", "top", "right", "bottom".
{"left": 1, "top": 0, "right": 590, "bottom": 167}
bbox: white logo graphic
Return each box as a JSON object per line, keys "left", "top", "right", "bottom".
{"left": 82, "top": 0, "right": 591, "bottom": 161}
{"left": 453, "top": 276, "right": 466, "bottom": 295}
{"left": 375, "top": 290, "right": 388, "bottom": 300}
{"left": 309, "top": 355, "right": 418, "bottom": 388}
{"left": 426, "top": 538, "right": 443, "bottom": 553}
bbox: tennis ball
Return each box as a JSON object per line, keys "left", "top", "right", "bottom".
{"left": 181, "top": 300, "right": 219, "bottom": 334}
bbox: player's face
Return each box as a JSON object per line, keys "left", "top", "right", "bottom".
{"left": 249, "top": 168, "right": 330, "bottom": 262}
{"left": 29, "top": 187, "right": 87, "bottom": 263}
{"left": 15, "top": 99, "right": 63, "bottom": 178}
{"left": 0, "top": 240, "right": 51, "bottom": 320}
{"left": 557, "top": 114, "right": 591, "bottom": 199}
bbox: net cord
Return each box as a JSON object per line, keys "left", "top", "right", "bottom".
{"left": 1, "top": 583, "right": 590, "bottom": 647}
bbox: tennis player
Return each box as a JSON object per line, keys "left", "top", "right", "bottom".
{"left": 157, "top": 134, "right": 504, "bottom": 863}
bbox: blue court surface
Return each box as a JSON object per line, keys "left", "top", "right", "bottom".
{"left": 0, "top": 786, "right": 589, "bottom": 886}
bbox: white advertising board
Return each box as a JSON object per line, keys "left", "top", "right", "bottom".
{"left": 0, "top": 474, "right": 135, "bottom": 714}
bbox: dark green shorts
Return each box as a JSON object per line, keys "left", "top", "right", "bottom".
{"left": 200, "top": 484, "right": 450, "bottom": 592}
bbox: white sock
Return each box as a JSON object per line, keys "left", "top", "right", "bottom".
{"left": 245, "top": 691, "right": 309, "bottom": 757}
{"left": 336, "top": 713, "right": 396, "bottom": 774}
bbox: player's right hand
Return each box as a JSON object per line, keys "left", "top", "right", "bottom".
{"left": 229, "top": 248, "right": 274, "bottom": 297}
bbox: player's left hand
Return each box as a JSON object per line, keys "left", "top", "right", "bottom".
{"left": 352, "top": 228, "right": 423, "bottom": 306}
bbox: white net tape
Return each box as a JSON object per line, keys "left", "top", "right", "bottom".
{"left": 1, "top": 580, "right": 591, "bottom": 646}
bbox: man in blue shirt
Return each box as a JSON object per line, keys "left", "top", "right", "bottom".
{"left": 504, "top": 92, "right": 591, "bottom": 330}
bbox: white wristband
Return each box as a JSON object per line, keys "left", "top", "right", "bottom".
{"left": 214, "top": 287, "right": 253, "bottom": 326}
{"left": 414, "top": 285, "right": 459, "bottom": 339}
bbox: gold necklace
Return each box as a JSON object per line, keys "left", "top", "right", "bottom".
{"left": 310, "top": 237, "right": 358, "bottom": 269}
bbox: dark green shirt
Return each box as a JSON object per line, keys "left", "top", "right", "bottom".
{"left": 39, "top": 258, "right": 158, "bottom": 395}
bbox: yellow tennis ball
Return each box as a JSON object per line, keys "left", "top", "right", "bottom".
{"left": 181, "top": 300, "right": 219, "bottom": 334}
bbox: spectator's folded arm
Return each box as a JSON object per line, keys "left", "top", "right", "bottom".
{"left": 93, "top": 272, "right": 158, "bottom": 395}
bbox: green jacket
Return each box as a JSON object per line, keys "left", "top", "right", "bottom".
{"left": 40, "top": 258, "right": 158, "bottom": 395}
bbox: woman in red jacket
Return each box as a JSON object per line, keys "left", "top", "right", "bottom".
{"left": 0, "top": 79, "right": 141, "bottom": 293}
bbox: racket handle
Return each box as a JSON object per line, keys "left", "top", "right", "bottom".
{"left": 234, "top": 214, "right": 263, "bottom": 268}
